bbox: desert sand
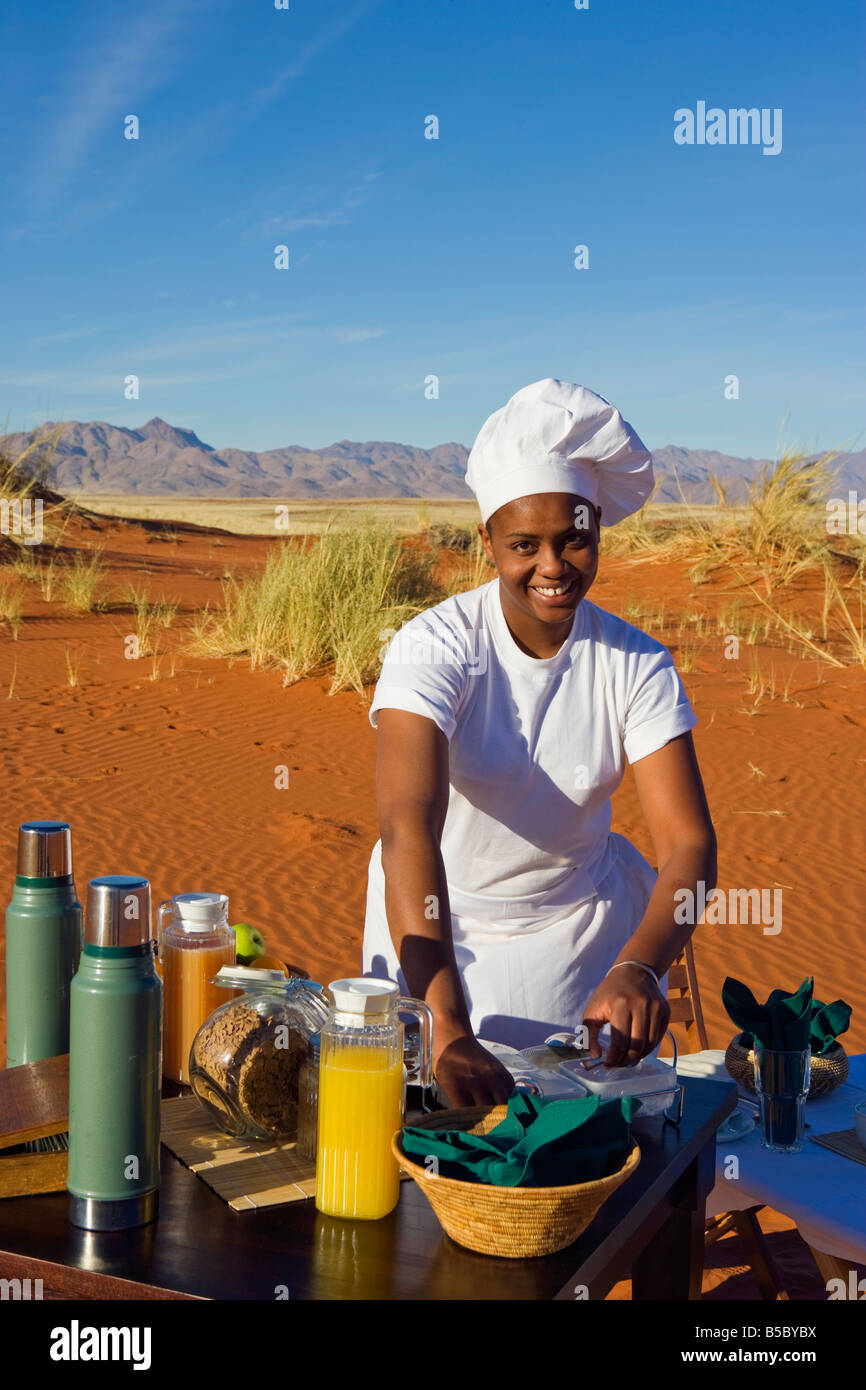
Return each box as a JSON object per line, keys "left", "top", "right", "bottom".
{"left": 0, "top": 504, "right": 863, "bottom": 1299}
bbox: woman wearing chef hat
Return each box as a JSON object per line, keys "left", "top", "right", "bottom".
{"left": 362, "top": 379, "right": 717, "bottom": 1107}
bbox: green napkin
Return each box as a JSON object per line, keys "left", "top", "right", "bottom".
{"left": 722, "top": 976, "right": 851, "bottom": 1054}
{"left": 808, "top": 997, "right": 852, "bottom": 1054}
{"left": 722, "top": 976, "right": 813, "bottom": 1051}
{"left": 401, "top": 1091, "right": 638, "bottom": 1188}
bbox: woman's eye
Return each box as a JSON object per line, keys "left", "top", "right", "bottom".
{"left": 512, "top": 532, "right": 591, "bottom": 554}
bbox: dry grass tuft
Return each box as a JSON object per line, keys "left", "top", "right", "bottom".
{"left": 189, "top": 516, "right": 443, "bottom": 695}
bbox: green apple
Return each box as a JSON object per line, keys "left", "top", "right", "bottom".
{"left": 232, "top": 923, "right": 266, "bottom": 965}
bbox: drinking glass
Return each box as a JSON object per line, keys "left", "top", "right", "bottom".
{"left": 753, "top": 1045, "right": 810, "bottom": 1153}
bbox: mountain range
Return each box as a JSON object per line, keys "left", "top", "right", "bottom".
{"left": 2, "top": 417, "right": 863, "bottom": 505}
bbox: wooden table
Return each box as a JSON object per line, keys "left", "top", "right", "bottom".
{"left": 0, "top": 1075, "right": 736, "bottom": 1301}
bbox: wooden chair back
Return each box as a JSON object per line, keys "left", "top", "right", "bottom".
{"left": 662, "top": 937, "right": 709, "bottom": 1054}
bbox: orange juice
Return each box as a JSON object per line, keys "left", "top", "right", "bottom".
{"left": 162, "top": 939, "right": 236, "bottom": 1084}
{"left": 315, "top": 1042, "right": 404, "bottom": 1220}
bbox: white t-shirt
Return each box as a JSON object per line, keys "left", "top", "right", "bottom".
{"left": 369, "top": 577, "right": 696, "bottom": 910}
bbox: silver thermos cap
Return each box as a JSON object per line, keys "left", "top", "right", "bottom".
{"left": 85, "top": 875, "right": 152, "bottom": 947}
{"left": 17, "top": 821, "right": 73, "bottom": 878}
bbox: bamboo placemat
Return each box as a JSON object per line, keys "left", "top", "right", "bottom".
{"left": 160, "top": 1096, "right": 411, "bottom": 1212}
{"left": 809, "top": 1128, "right": 866, "bottom": 1167}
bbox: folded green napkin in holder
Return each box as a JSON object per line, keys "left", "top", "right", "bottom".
{"left": 722, "top": 976, "right": 851, "bottom": 1054}
{"left": 807, "top": 997, "right": 852, "bottom": 1054}
{"left": 400, "top": 1090, "right": 638, "bottom": 1188}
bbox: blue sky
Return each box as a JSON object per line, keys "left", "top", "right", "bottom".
{"left": 1, "top": 0, "right": 864, "bottom": 462}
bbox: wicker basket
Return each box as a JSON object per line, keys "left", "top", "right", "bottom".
{"left": 393, "top": 1105, "right": 640, "bottom": 1259}
{"left": 724, "top": 1033, "right": 849, "bottom": 1099}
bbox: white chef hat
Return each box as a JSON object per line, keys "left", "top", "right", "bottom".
{"left": 465, "top": 378, "right": 654, "bottom": 527}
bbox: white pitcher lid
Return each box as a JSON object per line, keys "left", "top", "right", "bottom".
{"left": 174, "top": 892, "right": 228, "bottom": 931}
{"left": 328, "top": 977, "right": 399, "bottom": 1015}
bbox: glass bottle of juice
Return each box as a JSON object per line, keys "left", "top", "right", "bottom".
{"left": 158, "top": 892, "right": 236, "bottom": 1085}
{"left": 315, "top": 978, "right": 432, "bottom": 1221}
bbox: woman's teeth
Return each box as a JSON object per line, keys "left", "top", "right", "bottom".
{"left": 533, "top": 581, "right": 574, "bottom": 596}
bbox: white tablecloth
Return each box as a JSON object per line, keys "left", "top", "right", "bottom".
{"left": 676, "top": 1050, "right": 866, "bottom": 1265}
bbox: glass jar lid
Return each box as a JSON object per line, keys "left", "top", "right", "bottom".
{"left": 210, "top": 964, "right": 326, "bottom": 999}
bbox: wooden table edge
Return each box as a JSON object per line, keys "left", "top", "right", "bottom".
{"left": 0, "top": 1248, "right": 207, "bottom": 1300}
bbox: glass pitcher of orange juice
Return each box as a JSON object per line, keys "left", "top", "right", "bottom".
{"left": 315, "top": 978, "right": 432, "bottom": 1221}
{"left": 158, "top": 892, "right": 236, "bottom": 1084}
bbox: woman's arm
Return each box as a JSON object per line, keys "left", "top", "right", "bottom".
{"left": 582, "top": 730, "right": 717, "bottom": 1067}
{"left": 375, "top": 708, "right": 514, "bottom": 1105}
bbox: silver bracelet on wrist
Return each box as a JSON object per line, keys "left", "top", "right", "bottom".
{"left": 604, "top": 959, "right": 660, "bottom": 989}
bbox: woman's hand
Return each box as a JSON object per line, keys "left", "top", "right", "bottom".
{"left": 433, "top": 1026, "right": 515, "bottom": 1108}
{"left": 582, "top": 964, "right": 670, "bottom": 1068}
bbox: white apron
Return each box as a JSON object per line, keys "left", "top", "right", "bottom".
{"left": 361, "top": 831, "right": 667, "bottom": 1050}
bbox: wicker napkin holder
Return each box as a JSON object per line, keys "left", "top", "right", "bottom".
{"left": 724, "top": 1032, "right": 849, "bottom": 1099}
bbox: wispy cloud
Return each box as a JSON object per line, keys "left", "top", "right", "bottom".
{"left": 129, "top": 312, "right": 312, "bottom": 362}
{"left": 18, "top": 0, "right": 209, "bottom": 213}
{"left": 251, "top": 0, "right": 381, "bottom": 110}
{"left": 332, "top": 327, "right": 385, "bottom": 344}
{"left": 2, "top": 314, "right": 387, "bottom": 390}
{"left": 28, "top": 325, "right": 113, "bottom": 347}
{"left": 263, "top": 172, "right": 381, "bottom": 234}
{"left": 8, "top": 0, "right": 382, "bottom": 242}
{"left": 130, "top": 316, "right": 385, "bottom": 361}
{"left": 0, "top": 366, "right": 252, "bottom": 391}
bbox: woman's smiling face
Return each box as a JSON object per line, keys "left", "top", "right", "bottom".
{"left": 479, "top": 492, "right": 601, "bottom": 642}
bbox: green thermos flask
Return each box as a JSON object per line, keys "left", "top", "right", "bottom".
{"left": 5, "top": 820, "right": 83, "bottom": 1067}
{"left": 68, "top": 875, "right": 162, "bottom": 1231}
